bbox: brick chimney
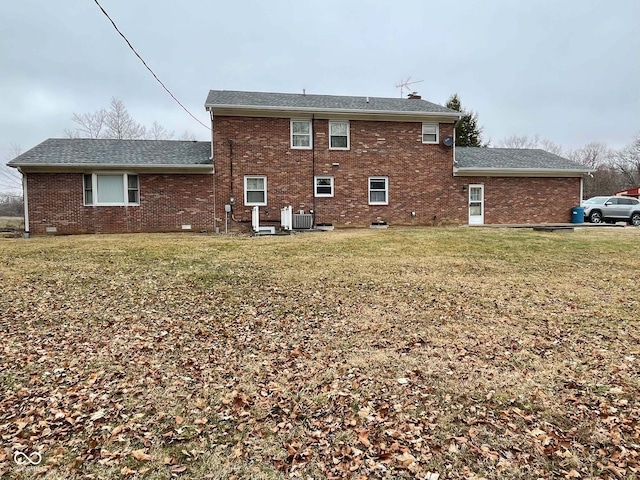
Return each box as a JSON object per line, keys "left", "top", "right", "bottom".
{"left": 407, "top": 92, "right": 421, "bottom": 99}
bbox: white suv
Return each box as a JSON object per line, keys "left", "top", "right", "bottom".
{"left": 582, "top": 196, "right": 640, "bottom": 226}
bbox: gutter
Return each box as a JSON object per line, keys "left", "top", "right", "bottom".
{"left": 11, "top": 163, "right": 214, "bottom": 171}
{"left": 454, "top": 167, "right": 593, "bottom": 177}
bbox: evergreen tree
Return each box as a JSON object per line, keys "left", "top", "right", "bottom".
{"left": 445, "top": 93, "right": 484, "bottom": 147}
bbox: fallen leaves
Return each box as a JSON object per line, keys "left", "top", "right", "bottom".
{"left": 130, "top": 449, "right": 152, "bottom": 461}
{"left": 1, "top": 229, "right": 639, "bottom": 478}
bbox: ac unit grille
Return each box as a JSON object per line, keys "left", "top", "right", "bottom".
{"left": 292, "top": 214, "right": 313, "bottom": 229}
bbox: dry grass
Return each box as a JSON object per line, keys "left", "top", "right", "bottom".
{"left": 1, "top": 227, "right": 639, "bottom": 479}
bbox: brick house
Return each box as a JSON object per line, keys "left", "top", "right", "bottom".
{"left": 9, "top": 90, "right": 591, "bottom": 235}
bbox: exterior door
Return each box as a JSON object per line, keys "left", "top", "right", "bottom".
{"left": 468, "top": 184, "right": 484, "bottom": 225}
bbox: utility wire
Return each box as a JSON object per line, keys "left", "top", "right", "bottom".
{"left": 92, "top": 0, "right": 210, "bottom": 131}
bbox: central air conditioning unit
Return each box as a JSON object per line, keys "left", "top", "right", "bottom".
{"left": 292, "top": 213, "right": 313, "bottom": 229}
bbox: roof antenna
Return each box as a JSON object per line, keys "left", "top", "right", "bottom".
{"left": 395, "top": 77, "right": 423, "bottom": 98}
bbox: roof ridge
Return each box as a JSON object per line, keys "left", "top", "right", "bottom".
{"left": 210, "top": 89, "right": 442, "bottom": 103}
{"left": 205, "top": 89, "right": 457, "bottom": 115}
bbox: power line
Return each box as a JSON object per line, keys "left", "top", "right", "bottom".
{"left": 92, "top": 0, "right": 210, "bottom": 131}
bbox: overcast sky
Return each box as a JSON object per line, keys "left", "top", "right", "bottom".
{"left": 1, "top": 0, "right": 639, "bottom": 167}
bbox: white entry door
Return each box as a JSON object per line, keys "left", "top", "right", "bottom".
{"left": 468, "top": 184, "right": 484, "bottom": 225}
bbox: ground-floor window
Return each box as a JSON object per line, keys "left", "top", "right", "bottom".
{"left": 314, "top": 176, "right": 334, "bottom": 197}
{"left": 244, "top": 176, "right": 267, "bottom": 206}
{"left": 368, "top": 177, "right": 388, "bottom": 205}
{"left": 84, "top": 173, "right": 139, "bottom": 206}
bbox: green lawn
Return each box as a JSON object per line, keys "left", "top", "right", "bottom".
{"left": 1, "top": 227, "right": 639, "bottom": 479}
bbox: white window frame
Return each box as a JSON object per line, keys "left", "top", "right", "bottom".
{"left": 314, "top": 176, "right": 334, "bottom": 197}
{"left": 83, "top": 173, "right": 139, "bottom": 207}
{"left": 244, "top": 175, "right": 267, "bottom": 206}
{"left": 422, "top": 122, "right": 439, "bottom": 144}
{"left": 368, "top": 177, "right": 389, "bottom": 205}
{"left": 290, "top": 120, "right": 313, "bottom": 149}
{"left": 329, "top": 120, "right": 350, "bottom": 150}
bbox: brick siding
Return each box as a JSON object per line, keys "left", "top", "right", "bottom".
{"left": 213, "top": 116, "right": 579, "bottom": 228}
{"left": 25, "top": 173, "right": 215, "bottom": 235}
{"left": 23, "top": 119, "right": 581, "bottom": 234}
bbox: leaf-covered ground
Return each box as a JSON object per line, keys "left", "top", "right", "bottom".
{"left": 1, "top": 227, "right": 639, "bottom": 479}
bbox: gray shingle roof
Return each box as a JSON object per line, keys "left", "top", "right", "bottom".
{"left": 8, "top": 139, "right": 212, "bottom": 167}
{"left": 455, "top": 147, "right": 591, "bottom": 172}
{"left": 205, "top": 90, "right": 459, "bottom": 115}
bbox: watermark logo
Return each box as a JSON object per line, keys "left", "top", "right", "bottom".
{"left": 13, "top": 451, "right": 42, "bottom": 466}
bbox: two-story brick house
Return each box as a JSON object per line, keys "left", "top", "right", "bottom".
{"left": 206, "top": 90, "right": 589, "bottom": 229}
{"left": 9, "top": 89, "right": 591, "bottom": 235}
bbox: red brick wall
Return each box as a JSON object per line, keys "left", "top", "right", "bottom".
{"left": 25, "top": 173, "right": 215, "bottom": 235}
{"left": 213, "top": 116, "right": 458, "bottom": 227}
{"left": 24, "top": 121, "right": 582, "bottom": 234}
{"left": 213, "top": 116, "right": 580, "bottom": 227}
{"left": 452, "top": 176, "right": 581, "bottom": 224}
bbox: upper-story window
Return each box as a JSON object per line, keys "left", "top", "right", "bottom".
{"left": 291, "top": 120, "right": 312, "bottom": 149}
{"left": 422, "top": 123, "right": 439, "bottom": 144}
{"left": 329, "top": 121, "right": 350, "bottom": 150}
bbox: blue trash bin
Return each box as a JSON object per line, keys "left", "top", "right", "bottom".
{"left": 571, "top": 206, "right": 584, "bottom": 224}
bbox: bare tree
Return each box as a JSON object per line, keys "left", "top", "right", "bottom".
{"left": 0, "top": 193, "right": 23, "bottom": 216}
{"left": 1, "top": 144, "right": 23, "bottom": 193}
{"left": 178, "top": 131, "right": 197, "bottom": 141}
{"left": 498, "top": 134, "right": 542, "bottom": 149}
{"left": 148, "top": 121, "right": 174, "bottom": 140}
{"left": 498, "top": 134, "right": 564, "bottom": 156}
{"left": 613, "top": 133, "right": 640, "bottom": 187}
{"left": 64, "top": 110, "right": 107, "bottom": 139}
{"left": 65, "top": 97, "right": 174, "bottom": 140}
{"left": 568, "top": 142, "right": 622, "bottom": 198}
{"left": 568, "top": 142, "right": 613, "bottom": 168}
{"left": 539, "top": 138, "right": 563, "bottom": 156}
{"left": 104, "top": 98, "right": 147, "bottom": 139}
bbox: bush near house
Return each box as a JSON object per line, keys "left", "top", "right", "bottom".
{"left": 1, "top": 228, "right": 638, "bottom": 479}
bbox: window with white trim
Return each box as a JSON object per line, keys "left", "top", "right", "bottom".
{"left": 314, "top": 176, "right": 334, "bottom": 197}
{"left": 84, "top": 173, "right": 139, "bottom": 206}
{"left": 329, "top": 121, "right": 349, "bottom": 150}
{"left": 368, "top": 177, "right": 388, "bottom": 205}
{"left": 422, "top": 123, "right": 439, "bottom": 144}
{"left": 244, "top": 176, "right": 267, "bottom": 206}
{"left": 291, "top": 120, "right": 312, "bottom": 149}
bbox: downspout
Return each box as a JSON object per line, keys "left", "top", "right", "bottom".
{"left": 19, "top": 168, "right": 29, "bottom": 238}
{"left": 209, "top": 109, "right": 217, "bottom": 232}
{"left": 227, "top": 139, "right": 241, "bottom": 223}
{"left": 452, "top": 125, "right": 456, "bottom": 170}
{"left": 451, "top": 115, "right": 463, "bottom": 225}
{"left": 312, "top": 114, "right": 316, "bottom": 227}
